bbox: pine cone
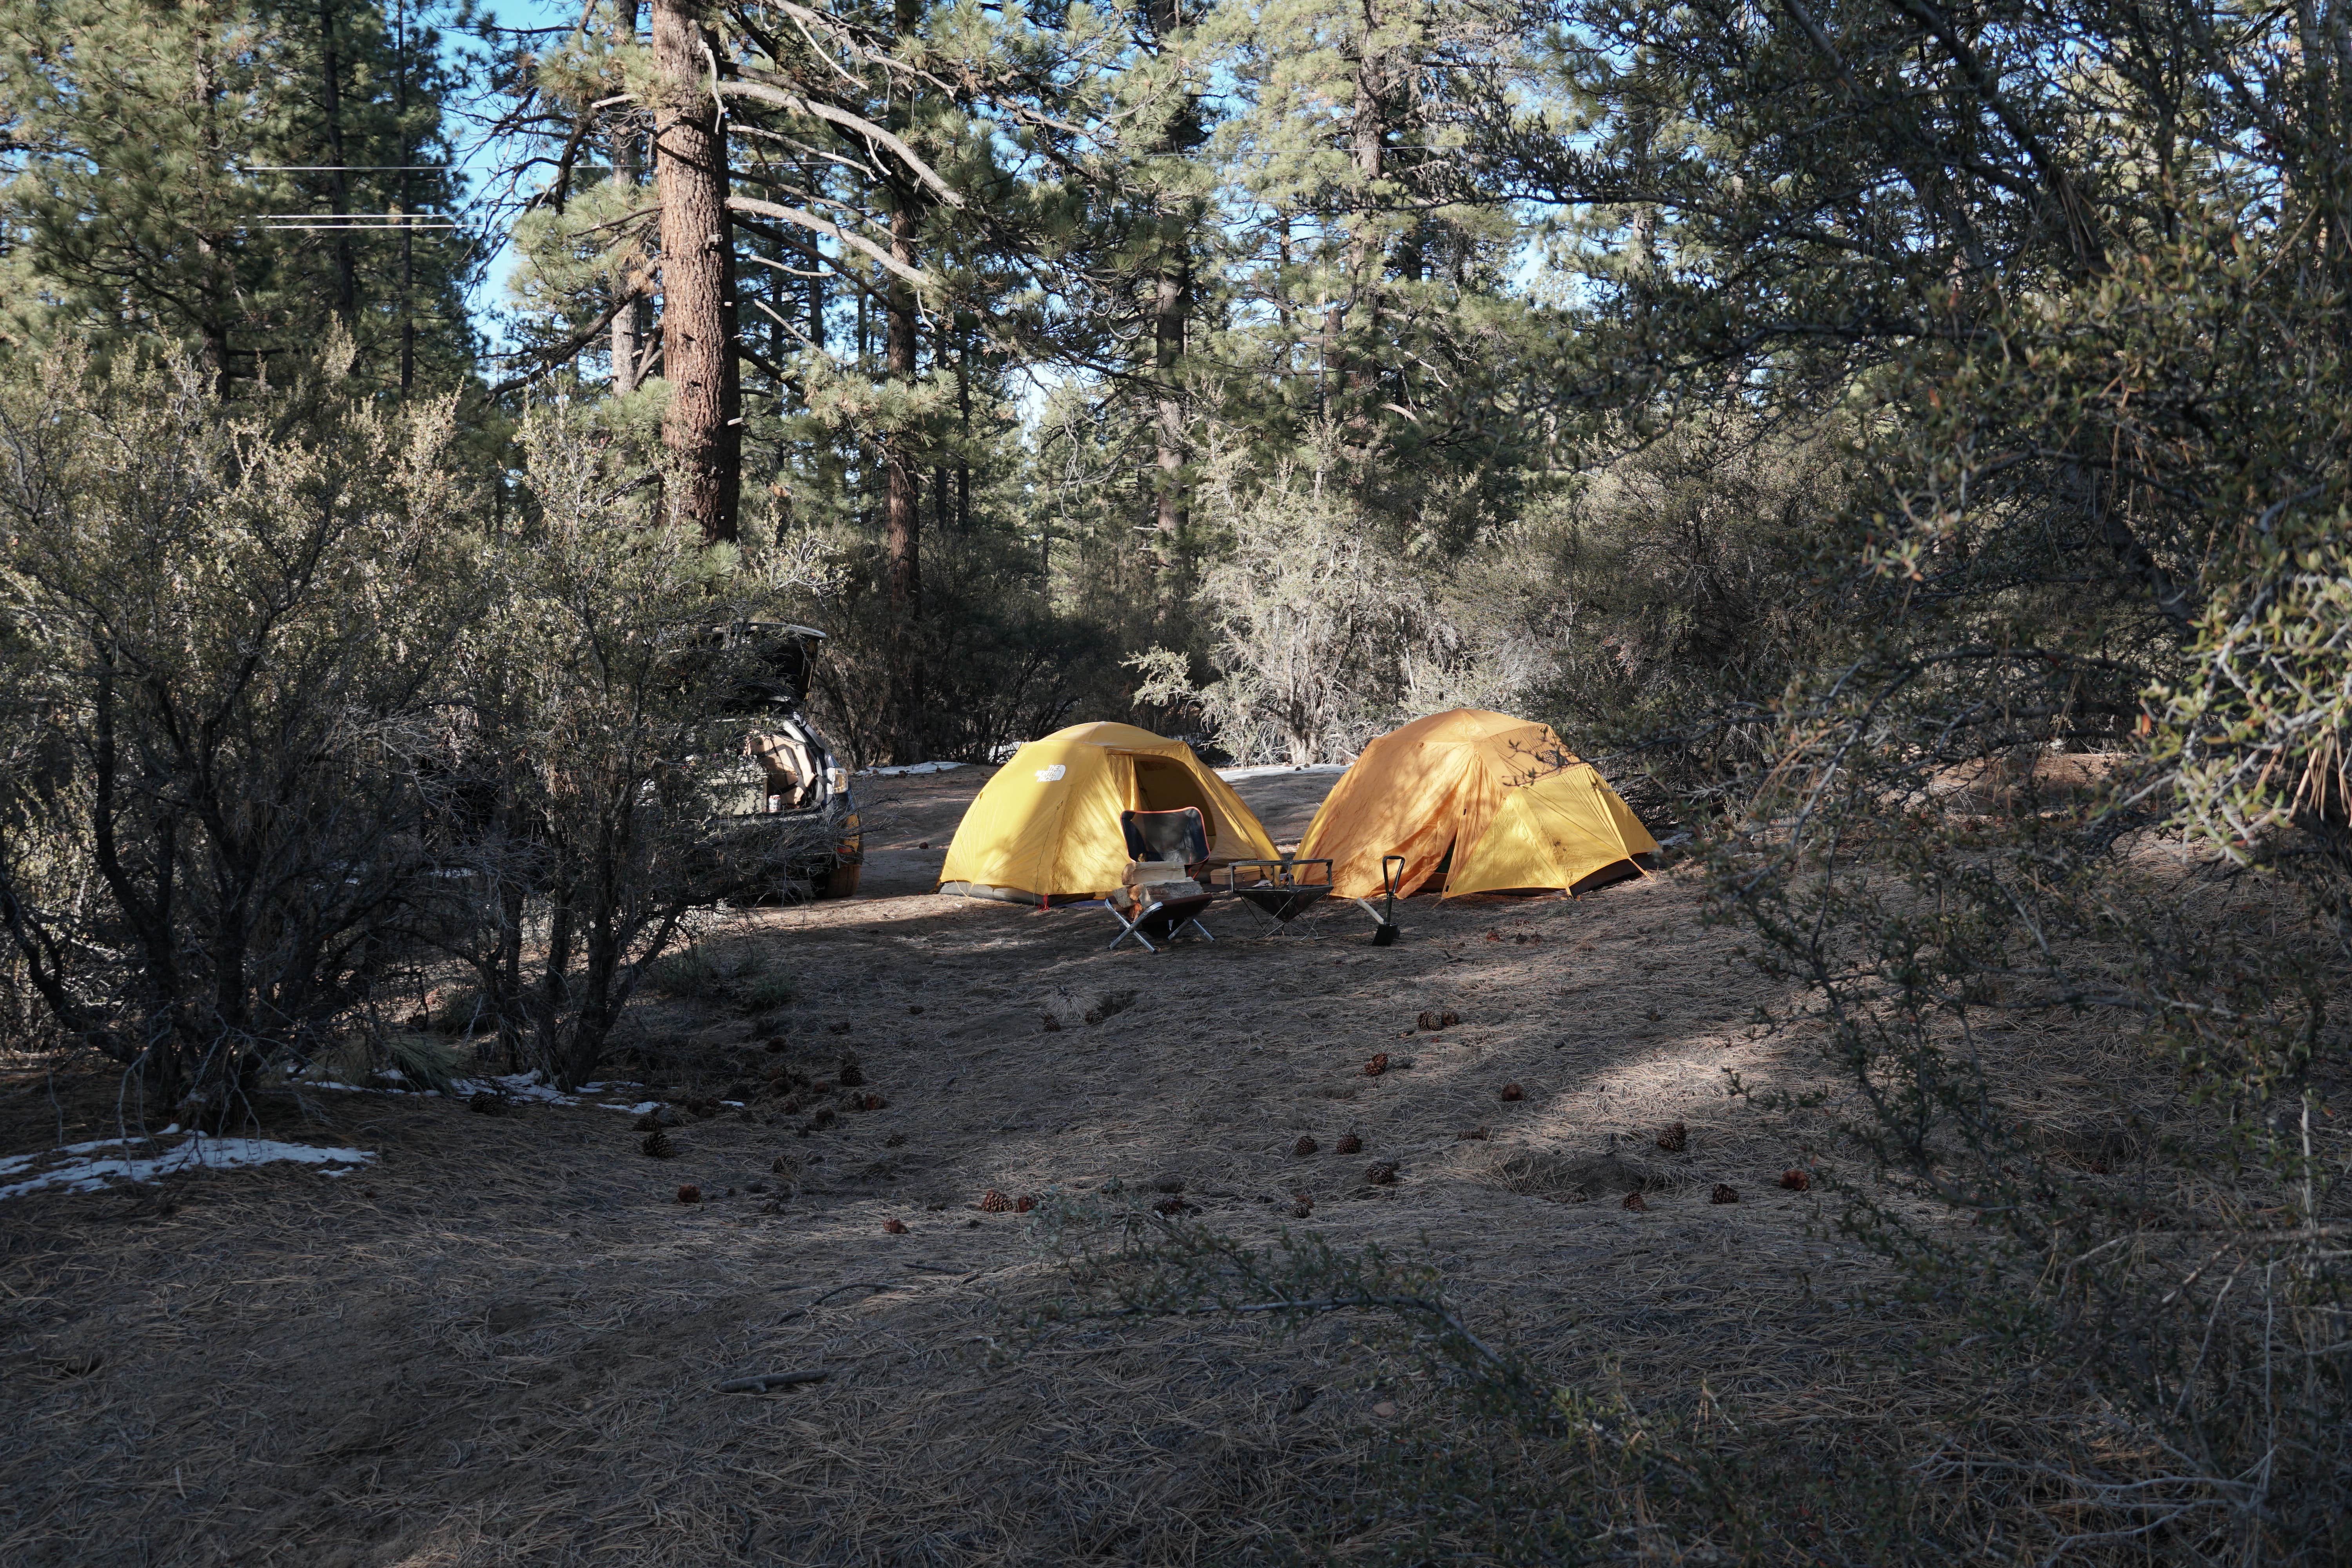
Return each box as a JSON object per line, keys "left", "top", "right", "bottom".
{"left": 1015, "top": 1194, "right": 1037, "bottom": 1214}
{"left": 1364, "top": 1161, "right": 1399, "bottom": 1185}
{"left": 1657, "top": 1121, "right": 1688, "bottom": 1153}
{"left": 1152, "top": 1196, "right": 1189, "bottom": 1216}
{"left": 858, "top": 1093, "right": 887, "bottom": 1112}
{"left": 1363, "top": 1053, "right": 1390, "bottom": 1076}
{"left": 1779, "top": 1168, "right": 1811, "bottom": 1191}
{"left": 883, "top": 1218, "right": 909, "bottom": 1234}
{"left": 1292, "top": 1136, "right": 1319, "bottom": 1157}
{"left": 1711, "top": 1184, "right": 1740, "bottom": 1204}
{"left": 676, "top": 1184, "right": 701, "bottom": 1203}
{"left": 883, "top": 1132, "right": 906, "bottom": 1148}
{"left": 763, "top": 1036, "right": 788, "bottom": 1054}
{"left": 1622, "top": 1191, "right": 1648, "bottom": 1212}
{"left": 1336, "top": 1134, "right": 1363, "bottom": 1155}
{"left": 1455, "top": 1126, "right": 1489, "bottom": 1141}
{"left": 1414, "top": 1010, "right": 1460, "bottom": 1031}
{"left": 1499, "top": 1083, "right": 1524, "bottom": 1102}
{"left": 979, "top": 1189, "right": 1014, "bottom": 1213}
{"left": 641, "top": 1130, "right": 675, "bottom": 1158}
{"left": 1041, "top": 1016, "right": 1063, "bottom": 1033}
{"left": 1291, "top": 1201, "right": 1314, "bottom": 1219}
{"left": 838, "top": 1057, "right": 865, "bottom": 1087}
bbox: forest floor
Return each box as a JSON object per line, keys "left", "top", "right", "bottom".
{"left": 0, "top": 764, "right": 2137, "bottom": 1565}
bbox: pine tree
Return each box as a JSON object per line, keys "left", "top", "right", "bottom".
{"left": 0, "top": 0, "right": 480, "bottom": 396}
{"left": 503, "top": 0, "right": 1119, "bottom": 755}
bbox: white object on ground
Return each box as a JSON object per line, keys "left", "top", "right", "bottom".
{"left": 300, "top": 1069, "right": 648, "bottom": 1114}
{"left": 858, "top": 761, "right": 968, "bottom": 777}
{"left": 0, "top": 1131, "right": 377, "bottom": 1201}
{"left": 1215, "top": 762, "right": 1350, "bottom": 781}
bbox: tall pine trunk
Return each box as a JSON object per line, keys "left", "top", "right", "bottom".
{"left": 1151, "top": 250, "right": 1189, "bottom": 539}
{"left": 652, "top": 0, "right": 740, "bottom": 542}
{"left": 1145, "top": 0, "right": 1192, "bottom": 559}
{"left": 395, "top": 0, "right": 416, "bottom": 394}
{"left": 317, "top": 0, "right": 358, "bottom": 325}
{"left": 880, "top": 0, "right": 925, "bottom": 759}
{"left": 882, "top": 184, "right": 923, "bottom": 757}
{"left": 612, "top": 0, "right": 647, "bottom": 394}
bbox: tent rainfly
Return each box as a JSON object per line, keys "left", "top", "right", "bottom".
{"left": 1298, "top": 709, "right": 1658, "bottom": 898}
{"left": 937, "top": 722, "right": 1279, "bottom": 905}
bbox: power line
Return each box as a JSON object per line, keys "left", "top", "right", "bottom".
{"left": 249, "top": 222, "right": 462, "bottom": 231}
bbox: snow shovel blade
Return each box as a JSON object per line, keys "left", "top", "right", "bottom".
{"left": 1371, "top": 921, "right": 1399, "bottom": 947}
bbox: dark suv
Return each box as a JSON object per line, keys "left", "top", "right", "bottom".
{"left": 712, "top": 624, "right": 864, "bottom": 899}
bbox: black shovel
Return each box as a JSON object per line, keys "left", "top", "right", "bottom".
{"left": 1368, "top": 855, "right": 1405, "bottom": 945}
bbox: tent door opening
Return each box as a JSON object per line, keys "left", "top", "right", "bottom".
{"left": 1123, "top": 754, "right": 1215, "bottom": 838}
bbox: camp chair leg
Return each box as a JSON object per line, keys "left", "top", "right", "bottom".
{"left": 1106, "top": 899, "right": 1164, "bottom": 953}
{"left": 1177, "top": 916, "right": 1215, "bottom": 942}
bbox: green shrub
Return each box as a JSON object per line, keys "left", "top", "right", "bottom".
{"left": 382, "top": 1033, "right": 469, "bottom": 1096}
{"left": 736, "top": 970, "right": 796, "bottom": 1013}
{"left": 642, "top": 946, "right": 724, "bottom": 1000}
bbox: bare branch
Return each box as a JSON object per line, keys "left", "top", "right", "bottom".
{"left": 724, "top": 194, "right": 933, "bottom": 288}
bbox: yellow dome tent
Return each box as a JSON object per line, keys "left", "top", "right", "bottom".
{"left": 938, "top": 722, "right": 1279, "bottom": 904}
{"left": 1298, "top": 709, "right": 1657, "bottom": 898}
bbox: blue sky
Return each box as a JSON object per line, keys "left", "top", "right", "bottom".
{"left": 461, "top": 0, "right": 580, "bottom": 354}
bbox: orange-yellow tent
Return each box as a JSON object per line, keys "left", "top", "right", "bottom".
{"left": 938, "top": 722, "right": 1279, "bottom": 904}
{"left": 1298, "top": 709, "right": 1657, "bottom": 898}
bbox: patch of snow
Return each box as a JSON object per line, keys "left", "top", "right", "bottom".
{"left": 0, "top": 1131, "right": 376, "bottom": 1201}
{"left": 858, "top": 760, "right": 969, "bottom": 777}
{"left": 456, "top": 1071, "right": 575, "bottom": 1105}
{"left": 1216, "top": 762, "right": 1350, "bottom": 781}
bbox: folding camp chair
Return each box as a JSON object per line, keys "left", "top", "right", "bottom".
{"left": 1105, "top": 807, "right": 1217, "bottom": 952}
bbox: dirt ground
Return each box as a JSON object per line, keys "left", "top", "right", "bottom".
{"left": 0, "top": 764, "right": 1949, "bottom": 1566}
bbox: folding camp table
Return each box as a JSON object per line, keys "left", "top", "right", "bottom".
{"left": 1223, "top": 858, "right": 1334, "bottom": 937}
{"left": 1224, "top": 853, "right": 1405, "bottom": 942}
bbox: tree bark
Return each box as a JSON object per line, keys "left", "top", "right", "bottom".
{"left": 1143, "top": 0, "right": 1194, "bottom": 562}
{"left": 317, "top": 0, "right": 358, "bottom": 325}
{"left": 1151, "top": 253, "right": 1188, "bottom": 539}
{"left": 395, "top": 0, "right": 416, "bottom": 394}
{"left": 611, "top": 0, "right": 647, "bottom": 394}
{"left": 879, "top": 0, "right": 925, "bottom": 758}
{"left": 883, "top": 204, "right": 920, "bottom": 612}
{"left": 955, "top": 312, "right": 970, "bottom": 530}
{"left": 1335, "top": 20, "right": 1387, "bottom": 403}
{"left": 882, "top": 188, "right": 922, "bottom": 756}
{"left": 652, "top": 0, "right": 741, "bottom": 542}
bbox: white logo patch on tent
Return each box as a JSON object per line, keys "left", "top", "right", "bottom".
{"left": 1034, "top": 764, "right": 1067, "bottom": 782}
